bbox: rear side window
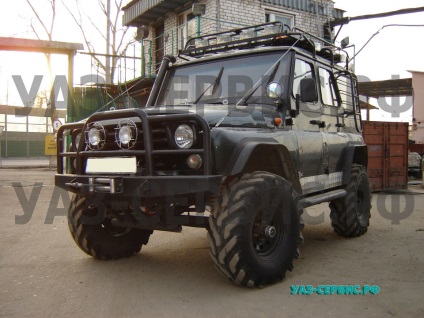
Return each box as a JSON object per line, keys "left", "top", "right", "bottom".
{"left": 319, "top": 68, "right": 339, "bottom": 106}
{"left": 335, "top": 72, "right": 357, "bottom": 112}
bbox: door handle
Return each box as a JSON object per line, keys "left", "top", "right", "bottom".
{"left": 310, "top": 120, "right": 326, "bottom": 128}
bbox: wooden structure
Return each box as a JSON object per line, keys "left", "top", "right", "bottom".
{"left": 358, "top": 78, "right": 413, "bottom": 121}
{"left": 0, "top": 37, "right": 83, "bottom": 122}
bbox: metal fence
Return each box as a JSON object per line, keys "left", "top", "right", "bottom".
{"left": 0, "top": 107, "right": 66, "bottom": 158}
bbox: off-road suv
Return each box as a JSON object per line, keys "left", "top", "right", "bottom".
{"left": 56, "top": 22, "right": 371, "bottom": 287}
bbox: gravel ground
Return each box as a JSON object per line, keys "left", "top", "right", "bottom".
{"left": 0, "top": 169, "right": 423, "bottom": 317}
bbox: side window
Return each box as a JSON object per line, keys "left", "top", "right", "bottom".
{"left": 336, "top": 74, "right": 352, "bottom": 111}
{"left": 292, "top": 59, "right": 315, "bottom": 98}
{"left": 336, "top": 73, "right": 360, "bottom": 113}
{"left": 319, "top": 68, "right": 339, "bottom": 106}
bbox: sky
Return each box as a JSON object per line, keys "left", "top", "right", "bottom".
{"left": 1, "top": 0, "right": 424, "bottom": 122}
{"left": 333, "top": 0, "right": 424, "bottom": 122}
{"left": 334, "top": 0, "right": 424, "bottom": 78}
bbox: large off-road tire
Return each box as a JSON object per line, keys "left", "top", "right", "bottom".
{"left": 68, "top": 195, "right": 152, "bottom": 260}
{"left": 208, "top": 172, "right": 300, "bottom": 287}
{"left": 330, "top": 164, "right": 371, "bottom": 237}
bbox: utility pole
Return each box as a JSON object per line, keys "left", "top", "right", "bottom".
{"left": 313, "top": 1, "right": 323, "bottom": 38}
{"left": 106, "top": 0, "right": 111, "bottom": 84}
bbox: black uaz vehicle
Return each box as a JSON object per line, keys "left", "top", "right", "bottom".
{"left": 56, "top": 23, "right": 371, "bottom": 287}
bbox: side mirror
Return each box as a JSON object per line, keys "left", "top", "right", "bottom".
{"left": 300, "top": 78, "right": 317, "bottom": 103}
{"left": 341, "top": 36, "right": 350, "bottom": 49}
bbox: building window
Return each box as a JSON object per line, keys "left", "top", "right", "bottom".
{"left": 178, "top": 10, "right": 197, "bottom": 50}
{"left": 265, "top": 11, "right": 294, "bottom": 29}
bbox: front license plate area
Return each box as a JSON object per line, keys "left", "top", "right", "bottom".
{"left": 85, "top": 157, "right": 137, "bottom": 174}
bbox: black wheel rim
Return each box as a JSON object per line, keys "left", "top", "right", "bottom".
{"left": 252, "top": 214, "right": 283, "bottom": 257}
{"left": 101, "top": 219, "right": 131, "bottom": 237}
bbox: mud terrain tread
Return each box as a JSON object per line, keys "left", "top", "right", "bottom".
{"left": 68, "top": 195, "right": 152, "bottom": 260}
{"left": 330, "top": 164, "right": 371, "bottom": 237}
{"left": 208, "top": 172, "right": 299, "bottom": 287}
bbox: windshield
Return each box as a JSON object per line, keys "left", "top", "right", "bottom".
{"left": 156, "top": 51, "right": 292, "bottom": 106}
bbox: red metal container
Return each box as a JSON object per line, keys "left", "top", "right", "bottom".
{"left": 408, "top": 143, "right": 424, "bottom": 156}
{"left": 362, "top": 121, "right": 408, "bottom": 192}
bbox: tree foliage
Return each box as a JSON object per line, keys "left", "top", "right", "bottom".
{"left": 62, "top": 0, "right": 135, "bottom": 84}
{"left": 25, "top": 0, "right": 58, "bottom": 122}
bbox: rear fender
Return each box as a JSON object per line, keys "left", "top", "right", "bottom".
{"left": 339, "top": 145, "right": 368, "bottom": 185}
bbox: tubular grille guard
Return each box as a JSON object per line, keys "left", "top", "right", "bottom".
{"left": 56, "top": 109, "right": 213, "bottom": 176}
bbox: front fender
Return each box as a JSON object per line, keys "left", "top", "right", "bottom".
{"left": 226, "top": 142, "right": 301, "bottom": 194}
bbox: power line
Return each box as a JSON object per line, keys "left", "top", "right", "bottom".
{"left": 352, "top": 24, "right": 424, "bottom": 60}
{"left": 332, "top": 6, "right": 424, "bottom": 27}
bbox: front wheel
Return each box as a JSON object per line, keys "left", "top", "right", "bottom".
{"left": 330, "top": 164, "right": 371, "bottom": 237}
{"left": 68, "top": 195, "right": 152, "bottom": 260}
{"left": 208, "top": 172, "right": 300, "bottom": 287}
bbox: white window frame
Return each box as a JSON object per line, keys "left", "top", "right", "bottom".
{"left": 318, "top": 67, "right": 339, "bottom": 107}
{"left": 265, "top": 9, "right": 295, "bottom": 30}
{"left": 178, "top": 9, "right": 197, "bottom": 50}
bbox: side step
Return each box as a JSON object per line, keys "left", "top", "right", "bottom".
{"left": 298, "top": 189, "right": 346, "bottom": 209}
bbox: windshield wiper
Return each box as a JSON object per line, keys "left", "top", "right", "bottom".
{"left": 192, "top": 66, "right": 224, "bottom": 104}
{"left": 237, "top": 61, "right": 280, "bottom": 106}
{"left": 213, "top": 38, "right": 301, "bottom": 129}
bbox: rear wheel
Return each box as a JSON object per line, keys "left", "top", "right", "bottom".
{"left": 208, "top": 172, "right": 300, "bottom": 287}
{"left": 330, "top": 164, "right": 371, "bottom": 237}
{"left": 68, "top": 195, "right": 152, "bottom": 260}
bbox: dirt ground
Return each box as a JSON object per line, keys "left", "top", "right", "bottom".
{"left": 0, "top": 169, "right": 423, "bottom": 318}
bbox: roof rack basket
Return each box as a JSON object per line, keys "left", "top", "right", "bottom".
{"left": 179, "top": 22, "right": 350, "bottom": 70}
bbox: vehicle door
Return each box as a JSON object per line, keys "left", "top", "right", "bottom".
{"left": 324, "top": 70, "right": 365, "bottom": 175}
{"left": 290, "top": 57, "right": 324, "bottom": 181}
{"left": 317, "top": 65, "right": 346, "bottom": 174}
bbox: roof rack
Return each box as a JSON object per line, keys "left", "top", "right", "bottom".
{"left": 178, "top": 22, "right": 350, "bottom": 69}
{"left": 291, "top": 26, "right": 350, "bottom": 67}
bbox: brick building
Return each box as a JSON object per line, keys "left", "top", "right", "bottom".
{"left": 122, "top": 0, "right": 344, "bottom": 76}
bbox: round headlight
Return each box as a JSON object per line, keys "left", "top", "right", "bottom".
{"left": 119, "top": 125, "right": 132, "bottom": 145}
{"left": 88, "top": 127, "right": 101, "bottom": 146}
{"left": 175, "top": 124, "right": 194, "bottom": 149}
